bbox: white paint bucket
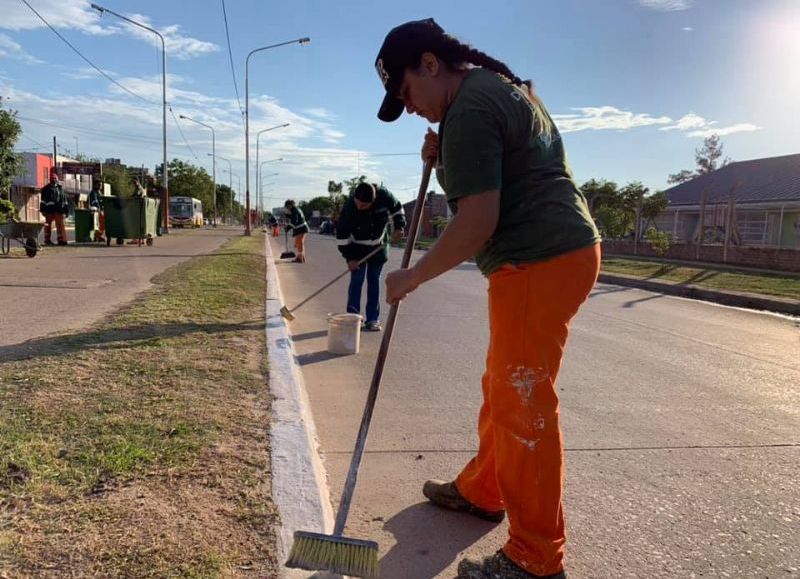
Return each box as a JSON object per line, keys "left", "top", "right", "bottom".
{"left": 326, "top": 313, "right": 362, "bottom": 355}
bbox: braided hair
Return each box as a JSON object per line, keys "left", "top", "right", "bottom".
{"left": 410, "top": 33, "right": 553, "bottom": 139}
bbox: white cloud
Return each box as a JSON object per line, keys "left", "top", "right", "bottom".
{"left": 122, "top": 14, "right": 218, "bottom": 60}
{"left": 0, "top": 1, "right": 218, "bottom": 59}
{"left": 0, "top": 33, "right": 42, "bottom": 63}
{"left": 638, "top": 0, "right": 693, "bottom": 11}
{"left": 303, "top": 107, "right": 335, "bottom": 120}
{"left": 661, "top": 113, "right": 761, "bottom": 138}
{"left": 0, "top": 0, "right": 113, "bottom": 35}
{"left": 659, "top": 112, "right": 707, "bottom": 131}
{"left": 688, "top": 123, "right": 760, "bottom": 138}
{"left": 682, "top": 27, "right": 694, "bottom": 32}
{"left": 553, "top": 106, "right": 672, "bottom": 132}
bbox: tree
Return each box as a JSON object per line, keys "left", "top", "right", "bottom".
{"left": 299, "top": 196, "right": 334, "bottom": 218}
{"left": 344, "top": 175, "right": 367, "bottom": 196}
{"left": 102, "top": 163, "right": 133, "bottom": 197}
{"left": 327, "top": 179, "right": 347, "bottom": 220}
{"left": 581, "top": 179, "right": 646, "bottom": 239}
{"left": 668, "top": 134, "right": 730, "bottom": 184}
{"left": 0, "top": 97, "right": 23, "bottom": 197}
{"left": 641, "top": 190, "right": 669, "bottom": 230}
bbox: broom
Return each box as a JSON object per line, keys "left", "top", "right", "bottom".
{"left": 280, "top": 227, "right": 296, "bottom": 259}
{"left": 285, "top": 159, "right": 434, "bottom": 578}
{"left": 280, "top": 244, "right": 385, "bottom": 321}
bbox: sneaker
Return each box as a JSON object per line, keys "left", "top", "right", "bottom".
{"left": 364, "top": 321, "right": 382, "bottom": 332}
{"left": 422, "top": 480, "right": 505, "bottom": 523}
{"left": 44, "top": 240, "right": 55, "bottom": 246}
{"left": 456, "top": 550, "right": 566, "bottom": 579}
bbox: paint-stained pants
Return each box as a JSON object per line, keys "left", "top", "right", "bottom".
{"left": 44, "top": 213, "right": 67, "bottom": 243}
{"left": 455, "top": 243, "right": 601, "bottom": 576}
{"left": 294, "top": 233, "right": 306, "bottom": 259}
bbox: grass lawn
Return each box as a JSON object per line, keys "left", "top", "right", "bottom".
{"left": 602, "top": 257, "right": 800, "bottom": 300}
{"left": 0, "top": 234, "right": 279, "bottom": 578}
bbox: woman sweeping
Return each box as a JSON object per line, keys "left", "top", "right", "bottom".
{"left": 375, "top": 19, "right": 601, "bottom": 579}
{"left": 284, "top": 199, "right": 309, "bottom": 263}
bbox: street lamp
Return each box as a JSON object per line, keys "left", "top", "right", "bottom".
{"left": 255, "top": 124, "right": 288, "bottom": 210}
{"left": 91, "top": 3, "right": 169, "bottom": 234}
{"left": 258, "top": 170, "right": 279, "bottom": 218}
{"left": 257, "top": 158, "right": 282, "bottom": 214}
{"left": 180, "top": 115, "right": 216, "bottom": 226}
{"left": 245, "top": 38, "right": 310, "bottom": 236}
{"left": 223, "top": 169, "right": 241, "bottom": 221}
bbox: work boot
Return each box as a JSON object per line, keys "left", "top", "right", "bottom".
{"left": 57, "top": 240, "right": 68, "bottom": 246}
{"left": 44, "top": 240, "right": 55, "bottom": 246}
{"left": 456, "top": 550, "right": 566, "bottom": 579}
{"left": 422, "top": 480, "right": 505, "bottom": 523}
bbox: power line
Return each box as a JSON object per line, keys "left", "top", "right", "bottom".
{"left": 19, "top": 0, "right": 158, "bottom": 107}
{"left": 17, "top": 115, "right": 162, "bottom": 144}
{"left": 168, "top": 105, "right": 199, "bottom": 160}
{"left": 17, "top": 115, "right": 201, "bottom": 156}
{"left": 220, "top": 0, "right": 244, "bottom": 120}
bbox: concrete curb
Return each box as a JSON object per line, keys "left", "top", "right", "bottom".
{"left": 598, "top": 273, "right": 800, "bottom": 316}
{"left": 264, "top": 236, "right": 336, "bottom": 578}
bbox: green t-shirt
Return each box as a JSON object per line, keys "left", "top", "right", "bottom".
{"left": 437, "top": 68, "right": 600, "bottom": 275}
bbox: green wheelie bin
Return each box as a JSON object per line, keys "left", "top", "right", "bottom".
{"left": 104, "top": 196, "right": 160, "bottom": 246}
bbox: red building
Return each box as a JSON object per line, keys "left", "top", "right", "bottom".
{"left": 9, "top": 153, "right": 54, "bottom": 222}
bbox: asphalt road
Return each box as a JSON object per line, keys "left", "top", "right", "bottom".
{"left": 271, "top": 233, "right": 799, "bottom": 579}
{"left": 0, "top": 227, "right": 236, "bottom": 352}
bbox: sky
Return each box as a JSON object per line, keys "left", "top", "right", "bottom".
{"left": 1, "top": 0, "right": 799, "bottom": 208}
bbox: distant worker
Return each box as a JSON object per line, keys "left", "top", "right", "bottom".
{"left": 39, "top": 169, "right": 69, "bottom": 246}
{"left": 132, "top": 178, "right": 146, "bottom": 198}
{"left": 268, "top": 213, "right": 279, "bottom": 237}
{"left": 284, "top": 199, "right": 309, "bottom": 263}
{"left": 336, "top": 182, "right": 405, "bottom": 331}
{"left": 87, "top": 179, "right": 106, "bottom": 243}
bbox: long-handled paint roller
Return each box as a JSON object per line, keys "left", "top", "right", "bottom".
{"left": 280, "top": 244, "right": 385, "bottom": 322}
{"left": 280, "top": 227, "right": 296, "bottom": 259}
{"left": 285, "top": 158, "right": 434, "bottom": 578}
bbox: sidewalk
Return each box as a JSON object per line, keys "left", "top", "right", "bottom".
{"left": 0, "top": 227, "right": 236, "bottom": 351}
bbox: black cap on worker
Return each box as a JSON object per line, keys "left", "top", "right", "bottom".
{"left": 353, "top": 182, "right": 376, "bottom": 203}
{"left": 374, "top": 18, "right": 445, "bottom": 123}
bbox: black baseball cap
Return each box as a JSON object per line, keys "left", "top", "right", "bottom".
{"left": 374, "top": 18, "right": 446, "bottom": 122}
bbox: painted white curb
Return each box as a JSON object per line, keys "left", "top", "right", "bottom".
{"left": 265, "top": 236, "right": 336, "bottom": 578}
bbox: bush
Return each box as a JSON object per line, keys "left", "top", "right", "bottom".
{"left": 0, "top": 198, "right": 15, "bottom": 223}
{"left": 645, "top": 227, "right": 672, "bottom": 256}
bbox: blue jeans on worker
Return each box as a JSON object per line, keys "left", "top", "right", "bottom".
{"left": 347, "top": 260, "right": 384, "bottom": 324}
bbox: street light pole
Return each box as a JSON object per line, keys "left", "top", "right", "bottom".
{"left": 258, "top": 169, "right": 279, "bottom": 219}
{"left": 255, "top": 124, "right": 288, "bottom": 215}
{"left": 180, "top": 115, "right": 216, "bottom": 226}
{"left": 245, "top": 38, "right": 309, "bottom": 236}
{"left": 91, "top": 3, "right": 169, "bottom": 234}
{"left": 257, "top": 160, "right": 282, "bottom": 216}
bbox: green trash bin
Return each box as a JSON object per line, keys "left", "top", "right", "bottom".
{"left": 104, "top": 197, "right": 160, "bottom": 246}
{"left": 74, "top": 209, "right": 99, "bottom": 243}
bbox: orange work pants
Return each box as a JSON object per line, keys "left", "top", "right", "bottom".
{"left": 455, "top": 243, "right": 600, "bottom": 576}
{"left": 294, "top": 233, "right": 306, "bottom": 259}
{"left": 272, "top": 226, "right": 279, "bottom": 237}
{"left": 44, "top": 213, "right": 67, "bottom": 243}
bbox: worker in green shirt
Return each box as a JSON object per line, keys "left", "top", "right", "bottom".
{"left": 375, "top": 18, "right": 601, "bottom": 579}
{"left": 284, "top": 199, "right": 309, "bottom": 263}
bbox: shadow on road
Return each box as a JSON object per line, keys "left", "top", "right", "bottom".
{"left": 0, "top": 320, "right": 262, "bottom": 363}
{"left": 379, "top": 502, "right": 499, "bottom": 579}
{"left": 290, "top": 330, "right": 329, "bottom": 342}
{"left": 295, "top": 350, "right": 350, "bottom": 366}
